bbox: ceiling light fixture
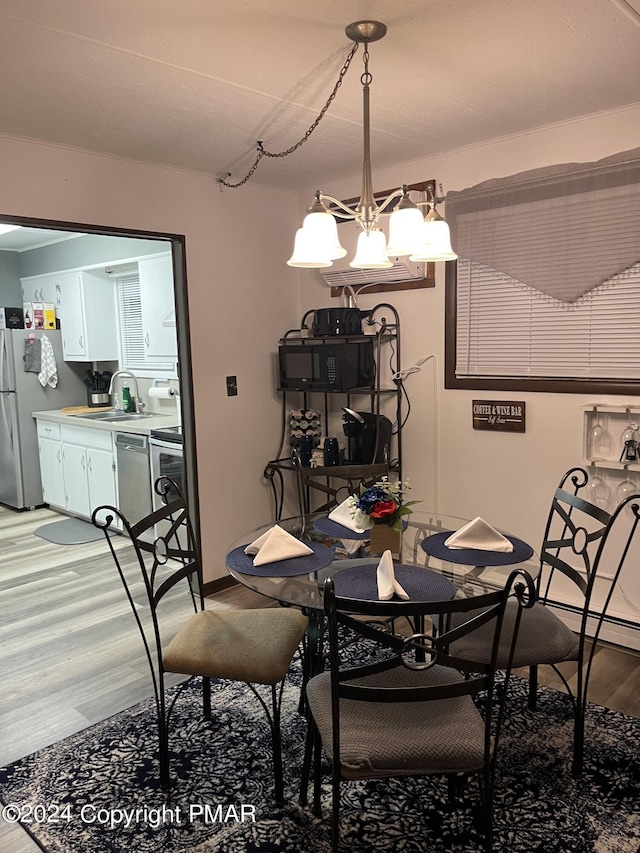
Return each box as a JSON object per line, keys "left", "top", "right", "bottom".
{"left": 217, "top": 21, "right": 456, "bottom": 270}
{"left": 0, "top": 224, "right": 21, "bottom": 236}
{"left": 287, "top": 21, "right": 457, "bottom": 270}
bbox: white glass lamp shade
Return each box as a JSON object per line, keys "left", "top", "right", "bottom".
{"left": 0, "top": 224, "right": 20, "bottom": 236}
{"left": 386, "top": 205, "right": 425, "bottom": 257}
{"left": 287, "top": 227, "right": 333, "bottom": 268}
{"left": 409, "top": 218, "right": 458, "bottom": 262}
{"left": 302, "top": 210, "right": 346, "bottom": 260}
{"left": 350, "top": 229, "right": 393, "bottom": 269}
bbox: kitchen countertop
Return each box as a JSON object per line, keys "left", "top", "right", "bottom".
{"left": 32, "top": 408, "right": 181, "bottom": 436}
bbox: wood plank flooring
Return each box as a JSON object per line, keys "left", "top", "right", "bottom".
{"left": 0, "top": 504, "right": 639, "bottom": 852}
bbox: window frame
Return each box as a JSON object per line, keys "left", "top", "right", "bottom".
{"left": 444, "top": 260, "right": 640, "bottom": 396}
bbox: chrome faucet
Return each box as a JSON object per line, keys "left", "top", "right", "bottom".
{"left": 108, "top": 370, "right": 142, "bottom": 412}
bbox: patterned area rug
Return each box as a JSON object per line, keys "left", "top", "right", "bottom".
{"left": 0, "top": 666, "right": 639, "bottom": 852}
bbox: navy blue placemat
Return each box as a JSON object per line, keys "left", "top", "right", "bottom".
{"left": 226, "top": 541, "right": 334, "bottom": 577}
{"left": 314, "top": 515, "right": 370, "bottom": 540}
{"left": 332, "top": 562, "right": 455, "bottom": 602}
{"left": 421, "top": 532, "right": 534, "bottom": 566}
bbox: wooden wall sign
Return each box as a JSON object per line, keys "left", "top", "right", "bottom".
{"left": 472, "top": 400, "right": 526, "bottom": 433}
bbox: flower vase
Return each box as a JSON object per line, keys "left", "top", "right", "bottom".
{"left": 369, "top": 524, "right": 402, "bottom": 556}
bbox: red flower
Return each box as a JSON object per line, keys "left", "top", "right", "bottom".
{"left": 369, "top": 500, "right": 397, "bottom": 520}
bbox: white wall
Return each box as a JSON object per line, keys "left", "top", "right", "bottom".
{"left": 0, "top": 134, "right": 301, "bottom": 583}
{"left": 293, "top": 104, "right": 640, "bottom": 643}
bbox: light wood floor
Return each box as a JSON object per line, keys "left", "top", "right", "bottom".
{"left": 1, "top": 504, "right": 639, "bottom": 852}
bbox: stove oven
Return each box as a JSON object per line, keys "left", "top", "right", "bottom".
{"left": 149, "top": 425, "right": 184, "bottom": 512}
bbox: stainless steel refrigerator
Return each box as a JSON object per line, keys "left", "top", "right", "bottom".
{"left": 0, "top": 329, "right": 88, "bottom": 509}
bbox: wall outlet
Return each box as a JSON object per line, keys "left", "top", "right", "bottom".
{"left": 226, "top": 375, "right": 238, "bottom": 396}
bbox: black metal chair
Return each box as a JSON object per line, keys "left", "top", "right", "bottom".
{"left": 300, "top": 569, "right": 535, "bottom": 852}
{"left": 92, "top": 477, "right": 308, "bottom": 803}
{"left": 449, "top": 466, "right": 640, "bottom": 776}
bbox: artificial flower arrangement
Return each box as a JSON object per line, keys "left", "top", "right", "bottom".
{"left": 351, "top": 478, "right": 419, "bottom": 532}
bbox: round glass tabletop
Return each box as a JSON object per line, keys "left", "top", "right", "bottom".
{"left": 225, "top": 511, "right": 539, "bottom": 611}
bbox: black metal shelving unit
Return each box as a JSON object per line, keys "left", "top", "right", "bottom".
{"left": 264, "top": 304, "right": 402, "bottom": 520}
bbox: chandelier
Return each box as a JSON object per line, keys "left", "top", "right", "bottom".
{"left": 218, "top": 21, "right": 457, "bottom": 270}
{"left": 287, "top": 21, "right": 457, "bottom": 270}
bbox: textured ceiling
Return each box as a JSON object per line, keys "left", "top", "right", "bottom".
{"left": 0, "top": 0, "right": 639, "bottom": 193}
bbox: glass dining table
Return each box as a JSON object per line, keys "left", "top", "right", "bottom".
{"left": 225, "top": 509, "right": 540, "bottom": 684}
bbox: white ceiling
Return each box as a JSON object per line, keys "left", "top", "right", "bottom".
{"left": 0, "top": 228, "right": 84, "bottom": 252}
{"left": 0, "top": 0, "right": 639, "bottom": 197}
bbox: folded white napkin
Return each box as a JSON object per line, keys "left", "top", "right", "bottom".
{"left": 340, "top": 538, "right": 363, "bottom": 556}
{"left": 444, "top": 516, "right": 513, "bottom": 552}
{"left": 328, "top": 496, "right": 367, "bottom": 534}
{"left": 244, "top": 525, "right": 313, "bottom": 566}
{"left": 376, "top": 549, "right": 409, "bottom": 600}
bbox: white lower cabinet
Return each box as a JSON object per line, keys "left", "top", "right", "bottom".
{"left": 36, "top": 422, "right": 66, "bottom": 508}
{"left": 36, "top": 420, "right": 119, "bottom": 525}
{"left": 61, "top": 425, "right": 117, "bottom": 519}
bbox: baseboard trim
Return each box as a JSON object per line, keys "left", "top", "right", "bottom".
{"left": 202, "top": 576, "right": 237, "bottom": 597}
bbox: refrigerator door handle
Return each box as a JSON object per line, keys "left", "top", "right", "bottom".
{"left": 0, "top": 391, "right": 13, "bottom": 449}
{"left": 0, "top": 330, "right": 7, "bottom": 392}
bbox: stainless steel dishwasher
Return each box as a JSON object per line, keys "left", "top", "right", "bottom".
{"left": 114, "top": 432, "right": 152, "bottom": 525}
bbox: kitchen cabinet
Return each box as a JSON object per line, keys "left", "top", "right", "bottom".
{"left": 36, "top": 418, "right": 119, "bottom": 524}
{"left": 60, "top": 424, "right": 118, "bottom": 520}
{"left": 20, "top": 275, "right": 60, "bottom": 307}
{"left": 21, "top": 274, "right": 60, "bottom": 307}
{"left": 57, "top": 271, "right": 118, "bottom": 361}
{"left": 36, "top": 421, "right": 66, "bottom": 509}
{"left": 138, "top": 254, "right": 177, "bottom": 360}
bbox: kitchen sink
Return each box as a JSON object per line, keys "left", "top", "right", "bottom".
{"left": 73, "top": 411, "right": 168, "bottom": 422}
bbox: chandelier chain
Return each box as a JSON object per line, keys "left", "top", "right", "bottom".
{"left": 218, "top": 42, "right": 360, "bottom": 189}
{"left": 361, "top": 44, "right": 372, "bottom": 86}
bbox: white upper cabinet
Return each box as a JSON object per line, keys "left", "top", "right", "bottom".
{"left": 21, "top": 273, "right": 59, "bottom": 306}
{"left": 58, "top": 271, "right": 119, "bottom": 361}
{"left": 138, "top": 255, "right": 178, "bottom": 360}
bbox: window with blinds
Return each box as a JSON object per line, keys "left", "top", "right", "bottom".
{"left": 445, "top": 147, "right": 640, "bottom": 393}
{"left": 455, "top": 259, "right": 640, "bottom": 380}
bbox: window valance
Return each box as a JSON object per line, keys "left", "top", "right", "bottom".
{"left": 445, "top": 147, "right": 640, "bottom": 303}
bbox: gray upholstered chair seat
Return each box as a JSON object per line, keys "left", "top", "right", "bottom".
{"left": 164, "top": 608, "right": 308, "bottom": 684}
{"left": 450, "top": 599, "right": 580, "bottom": 669}
{"left": 306, "top": 664, "right": 486, "bottom": 780}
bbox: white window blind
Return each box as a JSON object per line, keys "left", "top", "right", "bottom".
{"left": 116, "top": 273, "right": 147, "bottom": 370}
{"left": 447, "top": 147, "right": 640, "bottom": 384}
{"left": 456, "top": 259, "right": 640, "bottom": 380}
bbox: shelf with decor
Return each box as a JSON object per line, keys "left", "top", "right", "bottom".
{"left": 582, "top": 403, "right": 640, "bottom": 509}
{"left": 264, "top": 304, "right": 403, "bottom": 520}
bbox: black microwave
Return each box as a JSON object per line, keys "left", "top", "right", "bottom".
{"left": 278, "top": 340, "right": 375, "bottom": 392}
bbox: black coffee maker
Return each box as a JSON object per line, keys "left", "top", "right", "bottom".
{"left": 342, "top": 408, "right": 392, "bottom": 465}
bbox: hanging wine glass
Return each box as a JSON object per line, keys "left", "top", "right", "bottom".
{"left": 615, "top": 476, "right": 639, "bottom": 519}
{"left": 588, "top": 473, "right": 611, "bottom": 510}
{"left": 619, "top": 422, "right": 639, "bottom": 463}
{"left": 620, "top": 422, "right": 638, "bottom": 446}
{"left": 587, "top": 417, "right": 614, "bottom": 460}
{"left": 616, "top": 477, "right": 637, "bottom": 504}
